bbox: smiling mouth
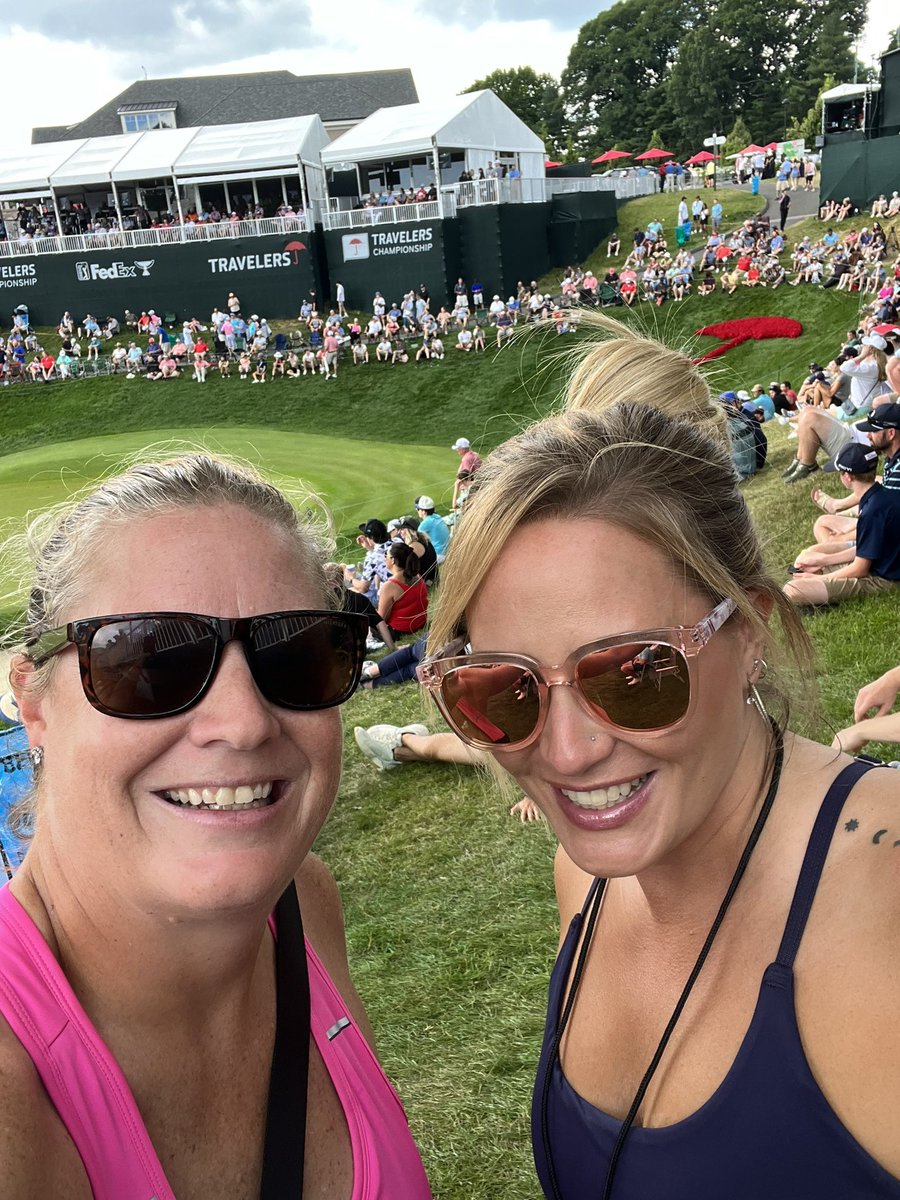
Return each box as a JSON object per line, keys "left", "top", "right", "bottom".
{"left": 561, "top": 773, "right": 649, "bottom": 811}
{"left": 160, "top": 781, "right": 277, "bottom": 811}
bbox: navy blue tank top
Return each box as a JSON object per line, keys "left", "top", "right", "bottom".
{"left": 532, "top": 760, "right": 900, "bottom": 1199}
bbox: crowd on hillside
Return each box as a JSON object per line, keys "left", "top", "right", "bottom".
{"left": 588, "top": 202, "right": 900, "bottom": 308}
{"left": 0, "top": 275, "right": 579, "bottom": 386}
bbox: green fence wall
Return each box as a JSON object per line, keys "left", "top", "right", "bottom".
{"left": 819, "top": 138, "right": 900, "bottom": 208}
{"left": 0, "top": 233, "right": 319, "bottom": 325}
{"left": 548, "top": 192, "right": 618, "bottom": 268}
{"left": 322, "top": 220, "right": 453, "bottom": 311}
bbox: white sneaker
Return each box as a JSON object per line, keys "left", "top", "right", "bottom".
{"left": 353, "top": 724, "right": 429, "bottom": 770}
{"left": 366, "top": 635, "right": 384, "bottom": 651}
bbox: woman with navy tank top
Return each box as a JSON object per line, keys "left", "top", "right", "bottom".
{"left": 420, "top": 314, "right": 900, "bottom": 1199}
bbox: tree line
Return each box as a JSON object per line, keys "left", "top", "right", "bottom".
{"left": 463, "top": 0, "right": 890, "bottom": 159}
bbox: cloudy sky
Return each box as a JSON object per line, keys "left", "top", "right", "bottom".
{"left": 4, "top": 0, "right": 896, "bottom": 149}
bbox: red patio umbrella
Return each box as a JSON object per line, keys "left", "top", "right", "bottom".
{"left": 738, "top": 144, "right": 767, "bottom": 156}
{"left": 685, "top": 150, "right": 717, "bottom": 164}
{"left": 592, "top": 150, "right": 632, "bottom": 164}
{"left": 634, "top": 148, "right": 672, "bottom": 160}
{"left": 545, "top": 160, "right": 563, "bottom": 168}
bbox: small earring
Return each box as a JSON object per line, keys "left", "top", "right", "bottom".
{"left": 746, "top": 683, "right": 769, "bottom": 720}
{"left": 590, "top": 735, "right": 597, "bottom": 743}
{"left": 751, "top": 658, "right": 769, "bottom": 682}
{"left": 29, "top": 745, "right": 44, "bottom": 769}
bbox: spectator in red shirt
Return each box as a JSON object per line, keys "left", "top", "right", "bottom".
{"left": 40, "top": 353, "right": 56, "bottom": 381}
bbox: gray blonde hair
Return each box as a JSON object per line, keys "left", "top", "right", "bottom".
{"left": 429, "top": 317, "right": 814, "bottom": 717}
{"left": 4, "top": 450, "right": 334, "bottom": 685}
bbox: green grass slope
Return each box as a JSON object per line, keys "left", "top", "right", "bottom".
{"left": 1, "top": 196, "right": 897, "bottom": 1198}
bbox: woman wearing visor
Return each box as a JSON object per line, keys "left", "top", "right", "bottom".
{"left": 419, "top": 319, "right": 900, "bottom": 1198}
{"left": 0, "top": 454, "right": 431, "bottom": 1200}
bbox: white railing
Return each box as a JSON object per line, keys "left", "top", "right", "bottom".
{"left": 318, "top": 199, "right": 445, "bottom": 231}
{"left": 0, "top": 213, "right": 309, "bottom": 259}
{"left": 446, "top": 176, "right": 546, "bottom": 208}
{"left": 546, "top": 175, "right": 658, "bottom": 200}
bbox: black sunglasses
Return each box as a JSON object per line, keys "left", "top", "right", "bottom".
{"left": 25, "top": 610, "right": 367, "bottom": 720}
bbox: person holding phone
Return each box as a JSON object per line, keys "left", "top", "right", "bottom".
{"left": 419, "top": 316, "right": 900, "bottom": 1199}
{"left": 0, "top": 454, "right": 431, "bottom": 1200}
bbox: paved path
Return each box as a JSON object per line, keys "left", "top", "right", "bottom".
{"left": 751, "top": 177, "right": 819, "bottom": 228}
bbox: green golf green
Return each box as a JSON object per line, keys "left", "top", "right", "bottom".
{"left": 0, "top": 426, "right": 455, "bottom": 583}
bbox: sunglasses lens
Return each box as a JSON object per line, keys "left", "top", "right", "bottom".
{"left": 248, "top": 613, "right": 364, "bottom": 709}
{"left": 577, "top": 641, "right": 690, "bottom": 731}
{"left": 440, "top": 663, "right": 541, "bottom": 747}
{"left": 89, "top": 617, "right": 217, "bottom": 717}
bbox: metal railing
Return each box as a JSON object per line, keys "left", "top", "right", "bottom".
{"left": 318, "top": 199, "right": 445, "bottom": 231}
{"left": 0, "top": 213, "right": 309, "bottom": 259}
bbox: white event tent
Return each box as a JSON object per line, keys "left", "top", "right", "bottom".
{"left": 1, "top": 115, "right": 329, "bottom": 227}
{"left": 320, "top": 90, "right": 545, "bottom": 192}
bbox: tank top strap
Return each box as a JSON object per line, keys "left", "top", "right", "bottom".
{"left": 775, "top": 759, "right": 878, "bottom": 969}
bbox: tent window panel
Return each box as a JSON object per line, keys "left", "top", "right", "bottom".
{"left": 120, "top": 111, "right": 177, "bottom": 134}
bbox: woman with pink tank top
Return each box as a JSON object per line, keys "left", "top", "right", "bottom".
{"left": 0, "top": 453, "right": 432, "bottom": 1200}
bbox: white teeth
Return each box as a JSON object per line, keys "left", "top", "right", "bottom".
{"left": 562, "top": 774, "right": 648, "bottom": 810}
{"left": 162, "top": 781, "right": 275, "bottom": 811}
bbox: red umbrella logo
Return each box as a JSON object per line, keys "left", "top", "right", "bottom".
{"left": 284, "top": 240, "right": 307, "bottom": 265}
{"left": 347, "top": 237, "right": 365, "bottom": 257}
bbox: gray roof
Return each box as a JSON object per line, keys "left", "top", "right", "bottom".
{"left": 32, "top": 68, "right": 418, "bottom": 144}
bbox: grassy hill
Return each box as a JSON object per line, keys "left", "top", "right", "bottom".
{"left": 1, "top": 192, "right": 897, "bottom": 1198}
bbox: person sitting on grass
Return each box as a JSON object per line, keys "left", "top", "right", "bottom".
{"left": 301, "top": 349, "right": 316, "bottom": 376}
{"left": 352, "top": 722, "right": 545, "bottom": 820}
{"left": 394, "top": 520, "right": 438, "bottom": 584}
{"left": 217, "top": 355, "right": 230, "bottom": 378}
{"left": 348, "top": 518, "right": 392, "bottom": 605}
{"left": 377, "top": 542, "right": 428, "bottom": 638}
{"left": 324, "top": 564, "right": 394, "bottom": 651}
{"left": 784, "top": 443, "right": 900, "bottom": 606}
{"left": 352, "top": 341, "right": 369, "bottom": 365}
{"left": 270, "top": 352, "right": 285, "bottom": 378}
{"left": 238, "top": 351, "right": 251, "bottom": 379}
{"left": 832, "top": 665, "right": 900, "bottom": 757}
{"left": 192, "top": 353, "right": 210, "bottom": 383}
{"left": 456, "top": 328, "right": 473, "bottom": 352}
{"left": 783, "top": 391, "right": 895, "bottom": 484}
{"left": 252, "top": 358, "right": 266, "bottom": 384}
{"left": 390, "top": 338, "right": 408, "bottom": 365}
{"left": 607, "top": 231, "right": 621, "bottom": 257}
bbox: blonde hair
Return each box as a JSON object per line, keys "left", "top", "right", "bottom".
{"left": 429, "top": 316, "right": 813, "bottom": 718}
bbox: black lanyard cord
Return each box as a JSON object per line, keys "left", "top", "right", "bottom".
{"left": 542, "top": 728, "right": 784, "bottom": 1200}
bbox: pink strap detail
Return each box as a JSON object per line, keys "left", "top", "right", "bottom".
{"left": 0, "top": 885, "right": 172, "bottom": 1200}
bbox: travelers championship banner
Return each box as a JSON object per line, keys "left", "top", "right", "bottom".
{"left": 323, "top": 221, "right": 450, "bottom": 310}
{"left": 0, "top": 233, "right": 318, "bottom": 324}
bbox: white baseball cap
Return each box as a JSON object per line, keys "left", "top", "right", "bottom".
{"left": 414, "top": 496, "right": 436, "bottom": 511}
{"left": 862, "top": 333, "right": 887, "bottom": 350}
{"left": 451, "top": 438, "right": 470, "bottom": 450}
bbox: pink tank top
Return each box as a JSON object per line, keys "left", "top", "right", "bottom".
{"left": 0, "top": 884, "right": 431, "bottom": 1200}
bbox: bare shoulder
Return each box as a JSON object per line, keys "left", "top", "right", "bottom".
{"left": 553, "top": 844, "right": 598, "bottom": 941}
{"left": 0, "top": 1017, "right": 91, "bottom": 1198}
{"left": 294, "top": 854, "right": 376, "bottom": 1049}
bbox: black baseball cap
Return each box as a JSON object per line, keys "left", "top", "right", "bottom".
{"left": 856, "top": 402, "right": 900, "bottom": 432}
{"left": 358, "top": 518, "right": 388, "bottom": 542}
{"left": 824, "top": 444, "right": 879, "bottom": 474}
